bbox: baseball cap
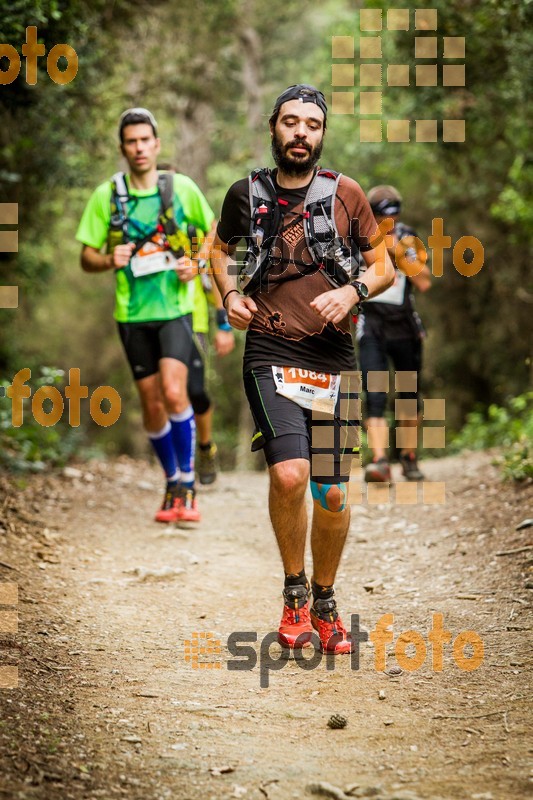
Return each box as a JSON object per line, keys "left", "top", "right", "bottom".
{"left": 271, "top": 84, "right": 328, "bottom": 119}
{"left": 118, "top": 107, "right": 158, "bottom": 139}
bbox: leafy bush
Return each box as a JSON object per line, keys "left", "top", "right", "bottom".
{"left": 451, "top": 392, "right": 533, "bottom": 481}
{"left": 0, "top": 368, "right": 81, "bottom": 472}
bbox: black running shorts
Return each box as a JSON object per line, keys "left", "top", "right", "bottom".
{"left": 359, "top": 335, "right": 422, "bottom": 418}
{"left": 243, "top": 366, "right": 360, "bottom": 484}
{"left": 117, "top": 315, "right": 194, "bottom": 380}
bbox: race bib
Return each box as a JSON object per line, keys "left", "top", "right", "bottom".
{"left": 130, "top": 239, "right": 176, "bottom": 278}
{"left": 272, "top": 366, "right": 340, "bottom": 414}
{"left": 366, "top": 269, "right": 406, "bottom": 306}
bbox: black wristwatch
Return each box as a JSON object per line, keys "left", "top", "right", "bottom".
{"left": 350, "top": 280, "right": 369, "bottom": 304}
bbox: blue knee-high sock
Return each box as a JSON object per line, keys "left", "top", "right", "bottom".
{"left": 169, "top": 407, "right": 196, "bottom": 488}
{"left": 147, "top": 422, "right": 180, "bottom": 485}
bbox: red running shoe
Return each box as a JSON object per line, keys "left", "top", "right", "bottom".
{"left": 311, "top": 597, "right": 353, "bottom": 654}
{"left": 175, "top": 486, "right": 201, "bottom": 525}
{"left": 154, "top": 484, "right": 181, "bottom": 523}
{"left": 278, "top": 585, "right": 313, "bottom": 649}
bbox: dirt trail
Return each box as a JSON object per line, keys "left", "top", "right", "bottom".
{"left": 1, "top": 453, "right": 532, "bottom": 800}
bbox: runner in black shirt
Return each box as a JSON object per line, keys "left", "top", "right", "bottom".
{"left": 357, "top": 185, "right": 431, "bottom": 483}
{"left": 211, "top": 85, "right": 394, "bottom": 655}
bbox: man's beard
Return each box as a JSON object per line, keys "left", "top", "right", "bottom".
{"left": 271, "top": 131, "right": 323, "bottom": 177}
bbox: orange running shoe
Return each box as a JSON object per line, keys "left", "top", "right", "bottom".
{"left": 175, "top": 486, "right": 201, "bottom": 525}
{"left": 154, "top": 484, "right": 181, "bottom": 523}
{"left": 278, "top": 585, "right": 313, "bottom": 649}
{"left": 311, "top": 597, "right": 353, "bottom": 654}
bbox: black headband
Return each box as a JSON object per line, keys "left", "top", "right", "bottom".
{"left": 371, "top": 198, "right": 402, "bottom": 217}
{"left": 272, "top": 84, "right": 328, "bottom": 119}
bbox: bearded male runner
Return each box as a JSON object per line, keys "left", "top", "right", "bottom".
{"left": 211, "top": 85, "right": 394, "bottom": 653}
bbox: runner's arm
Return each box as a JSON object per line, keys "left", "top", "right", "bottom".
{"left": 310, "top": 247, "right": 395, "bottom": 325}
{"left": 394, "top": 233, "right": 431, "bottom": 292}
{"left": 80, "top": 243, "right": 134, "bottom": 273}
{"left": 359, "top": 245, "right": 395, "bottom": 298}
{"left": 405, "top": 263, "right": 431, "bottom": 292}
{"left": 196, "top": 219, "right": 218, "bottom": 265}
{"left": 210, "top": 233, "right": 257, "bottom": 330}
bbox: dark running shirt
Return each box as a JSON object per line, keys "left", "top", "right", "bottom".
{"left": 217, "top": 170, "right": 377, "bottom": 374}
{"left": 357, "top": 222, "right": 425, "bottom": 341}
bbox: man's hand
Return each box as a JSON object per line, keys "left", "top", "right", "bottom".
{"left": 175, "top": 255, "right": 198, "bottom": 283}
{"left": 226, "top": 293, "right": 258, "bottom": 330}
{"left": 112, "top": 242, "right": 135, "bottom": 269}
{"left": 310, "top": 285, "right": 357, "bottom": 325}
{"left": 214, "top": 329, "right": 235, "bottom": 356}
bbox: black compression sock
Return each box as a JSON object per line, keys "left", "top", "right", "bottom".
{"left": 284, "top": 569, "right": 308, "bottom": 589}
{"left": 312, "top": 580, "right": 335, "bottom": 602}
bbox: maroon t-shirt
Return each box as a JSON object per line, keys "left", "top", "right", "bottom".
{"left": 217, "top": 169, "right": 377, "bottom": 374}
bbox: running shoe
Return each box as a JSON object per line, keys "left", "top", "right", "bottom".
{"left": 154, "top": 483, "right": 182, "bottom": 523}
{"left": 399, "top": 452, "right": 424, "bottom": 481}
{"left": 364, "top": 457, "right": 391, "bottom": 483}
{"left": 311, "top": 597, "right": 353, "bottom": 654}
{"left": 197, "top": 442, "right": 218, "bottom": 485}
{"left": 278, "top": 584, "right": 313, "bottom": 649}
{"left": 175, "top": 486, "right": 201, "bottom": 525}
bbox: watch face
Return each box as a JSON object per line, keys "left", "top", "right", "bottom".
{"left": 355, "top": 281, "right": 368, "bottom": 299}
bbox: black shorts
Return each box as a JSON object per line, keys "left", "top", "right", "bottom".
{"left": 243, "top": 366, "right": 360, "bottom": 484}
{"left": 117, "top": 315, "right": 194, "bottom": 380}
{"left": 358, "top": 335, "right": 422, "bottom": 418}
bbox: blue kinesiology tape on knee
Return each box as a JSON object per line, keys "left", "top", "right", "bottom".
{"left": 310, "top": 481, "right": 348, "bottom": 512}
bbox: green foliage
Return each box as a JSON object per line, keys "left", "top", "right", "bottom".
{"left": 451, "top": 392, "right": 533, "bottom": 481}
{"left": 0, "top": 367, "right": 81, "bottom": 471}
{"left": 3, "top": 0, "right": 532, "bottom": 468}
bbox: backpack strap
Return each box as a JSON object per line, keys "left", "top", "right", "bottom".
{"left": 239, "top": 167, "right": 359, "bottom": 294}
{"left": 108, "top": 170, "right": 191, "bottom": 258}
{"left": 394, "top": 221, "right": 416, "bottom": 240}
{"left": 157, "top": 172, "right": 174, "bottom": 218}
{"left": 304, "top": 169, "right": 359, "bottom": 288}
{"left": 239, "top": 168, "right": 282, "bottom": 294}
{"left": 108, "top": 172, "right": 130, "bottom": 248}
{"left": 304, "top": 168, "right": 342, "bottom": 243}
{"left": 156, "top": 172, "right": 183, "bottom": 255}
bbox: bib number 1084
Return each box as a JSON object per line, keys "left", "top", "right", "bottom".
{"left": 286, "top": 368, "right": 328, "bottom": 383}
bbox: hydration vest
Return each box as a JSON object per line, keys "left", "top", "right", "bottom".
{"left": 107, "top": 171, "right": 192, "bottom": 257}
{"left": 239, "top": 167, "right": 360, "bottom": 295}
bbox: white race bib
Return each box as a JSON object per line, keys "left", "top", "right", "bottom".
{"left": 130, "top": 242, "right": 176, "bottom": 278}
{"left": 272, "top": 366, "right": 340, "bottom": 414}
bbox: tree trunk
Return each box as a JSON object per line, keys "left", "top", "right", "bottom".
{"left": 174, "top": 99, "right": 214, "bottom": 189}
